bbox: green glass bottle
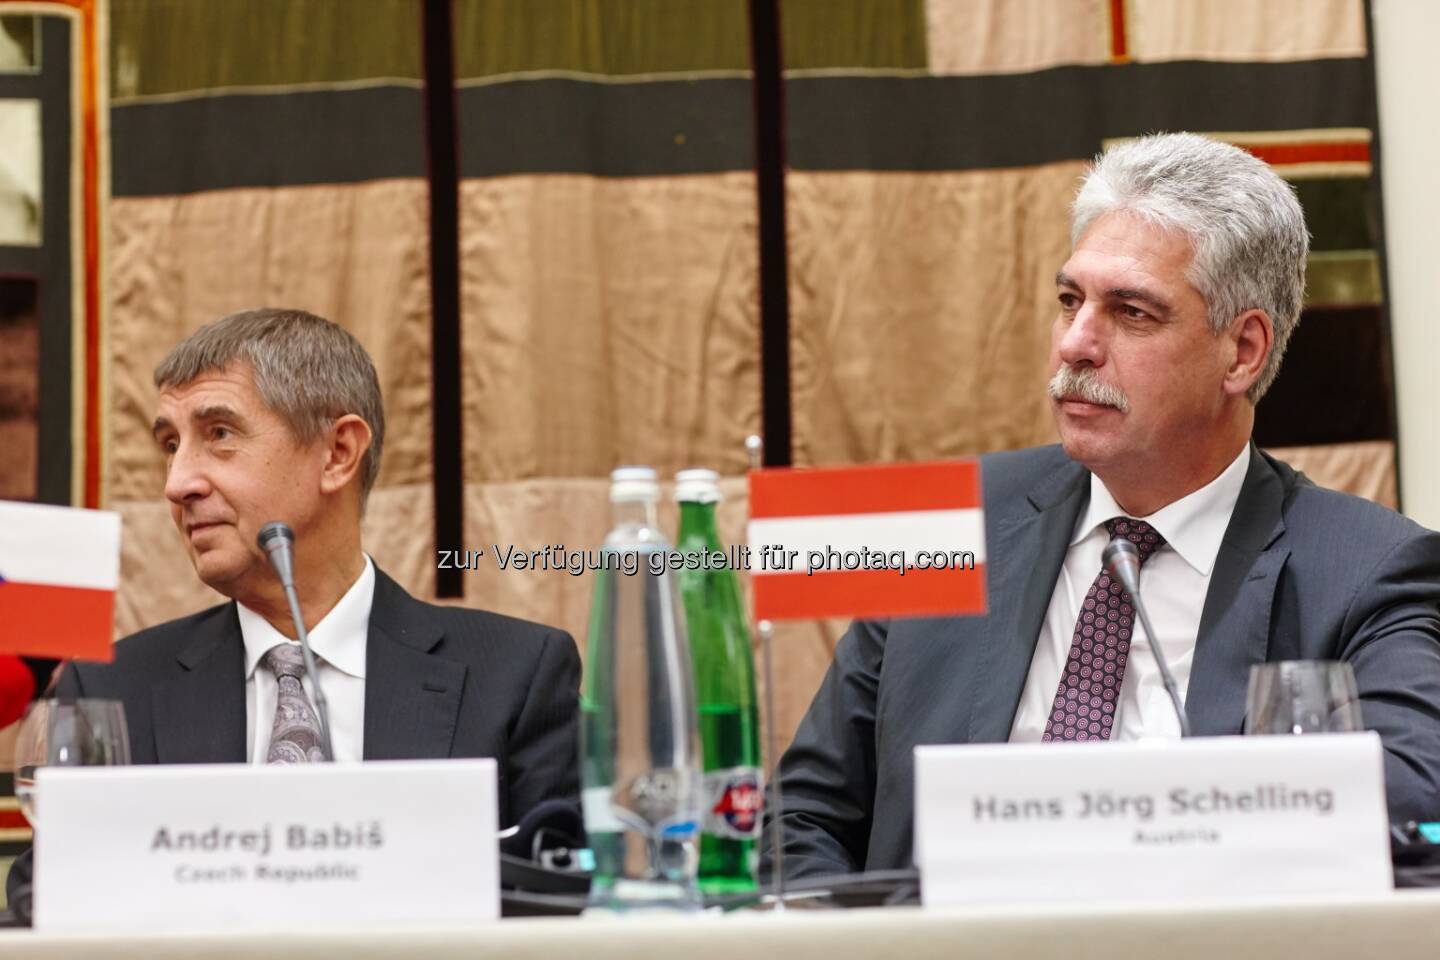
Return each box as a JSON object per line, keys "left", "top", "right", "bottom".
{"left": 674, "top": 469, "right": 762, "bottom": 894}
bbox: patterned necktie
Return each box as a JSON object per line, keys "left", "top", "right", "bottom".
{"left": 1043, "top": 517, "right": 1166, "bottom": 742}
{"left": 263, "top": 643, "right": 326, "bottom": 763}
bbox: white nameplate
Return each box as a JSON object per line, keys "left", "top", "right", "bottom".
{"left": 915, "top": 734, "right": 1391, "bottom": 906}
{"left": 34, "top": 759, "right": 499, "bottom": 931}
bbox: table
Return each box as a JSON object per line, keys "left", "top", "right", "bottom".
{"left": 4, "top": 890, "right": 1440, "bottom": 959}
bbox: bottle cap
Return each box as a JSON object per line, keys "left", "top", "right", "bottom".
{"left": 610, "top": 466, "right": 659, "bottom": 503}
{"left": 675, "top": 468, "right": 721, "bottom": 504}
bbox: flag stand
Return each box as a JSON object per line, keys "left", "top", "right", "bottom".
{"left": 745, "top": 434, "right": 787, "bottom": 910}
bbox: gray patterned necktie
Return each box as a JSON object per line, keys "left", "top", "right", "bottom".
{"left": 1043, "top": 517, "right": 1167, "bottom": 742}
{"left": 263, "top": 643, "right": 326, "bottom": 763}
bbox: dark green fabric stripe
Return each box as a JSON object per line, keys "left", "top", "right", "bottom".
{"left": 458, "top": 60, "right": 1373, "bottom": 177}
{"left": 455, "top": 77, "right": 754, "bottom": 177}
{"left": 784, "top": 59, "right": 1376, "bottom": 171}
{"left": 110, "top": 0, "right": 422, "bottom": 100}
{"left": 112, "top": 59, "right": 1376, "bottom": 192}
{"left": 111, "top": 86, "right": 425, "bottom": 196}
{"left": 1254, "top": 306, "right": 1393, "bottom": 446}
{"left": 1294, "top": 177, "right": 1376, "bottom": 252}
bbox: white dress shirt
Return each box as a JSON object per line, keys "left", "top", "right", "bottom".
{"left": 238, "top": 555, "right": 373, "bottom": 763}
{"left": 1009, "top": 446, "right": 1251, "bottom": 742}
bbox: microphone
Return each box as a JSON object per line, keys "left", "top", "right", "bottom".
{"left": 1102, "top": 536, "right": 1191, "bottom": 738}
{"left": 257, "top": 522, "right": 335, "bottom": 761}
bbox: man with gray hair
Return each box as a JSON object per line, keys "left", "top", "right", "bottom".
{"left": 9, "top": 308, "right": 581, "bottom": 902}
{"left": 769, "top": 133, "right": 1440, "bottom": 880}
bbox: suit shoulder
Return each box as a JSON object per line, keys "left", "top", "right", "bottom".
{"left": 415, "top": 600, "right": 573, "bottom": 649}
{"left": 372, "top": 570, "right": 575, "bottom": 669}
{"left": 980, "top": 444, "right": 1071, "bottom": 483}
{"left": 979, "top": 444, "right": 1076, "bottom": 511}
{"left": 1268, "top": 452, "right": 1434, "bottom": 555}
{"left": 78, "top": 602, "right": 234, "bottom": 679}
{"left": 422, "top": 603, "right": 579, "bottom": 681}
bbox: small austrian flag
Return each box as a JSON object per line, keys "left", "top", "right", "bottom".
{"left": 0, "top": 501, "right": 121, "bottom": 661}
{"left": 747, "top": 460, "right": 986, "bottom": 621}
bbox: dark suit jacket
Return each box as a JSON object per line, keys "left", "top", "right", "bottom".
{"left": 773, "top": 444, "right": 1440, "bottom": 880}
{"left": 7, "top": 568, "right": 579, "bottom": 899}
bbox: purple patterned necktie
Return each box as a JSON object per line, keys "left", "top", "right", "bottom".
{"left": 1043, "top": 517, "right": 1166, "bottom": 742}
{"left": 263, "top": 643, "right": 326, "bottom": 763}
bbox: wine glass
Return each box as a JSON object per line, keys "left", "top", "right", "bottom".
{"left": 12, "top": 698, "right": 131, "bottom": 823}
{"left": 1244, "top": 661, "right": 1363, "bottom": 735}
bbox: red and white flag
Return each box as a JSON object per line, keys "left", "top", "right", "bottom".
{"left": 0, "top": 501, "right": 120, "bottom": 661}
{"left": 747, "top": 460, "right": 986, "bottom": 621}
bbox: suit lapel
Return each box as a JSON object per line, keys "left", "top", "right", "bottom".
{"left": 362, "top": 571, "right": 467, "bottom": 760}
{"left": 968, "top": 461, "right": 1089, "bottom": 742}
{"left": 152, "top": 606, "right": 247, "bottom": 763}
{"left": 1187, "top": 445, "right": 1289, "bottom": 735}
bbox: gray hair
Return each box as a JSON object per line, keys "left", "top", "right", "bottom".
{"left": 1071, "top": 133, "right": 1309, "bottom": 402}
{"left": 154, "top": 308, "right": 385, "bottom": 504}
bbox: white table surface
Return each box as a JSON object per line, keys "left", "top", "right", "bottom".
{"left": 4, "top": 889, "right": 1440, "bottom": 959}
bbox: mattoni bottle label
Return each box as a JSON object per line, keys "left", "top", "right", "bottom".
{"left": 703, "top": 767, "right": 763, "bottom": 839}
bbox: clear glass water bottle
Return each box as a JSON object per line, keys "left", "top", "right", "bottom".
{"left": 580, "top": 466, "right": 704, "bottom": 911}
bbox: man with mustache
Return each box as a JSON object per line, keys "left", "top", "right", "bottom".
{"left": 769, "top": 133, "right": 1440, "bottom": 880}
{"left": 7, "top": 309, "right": 580, "bottom": 903}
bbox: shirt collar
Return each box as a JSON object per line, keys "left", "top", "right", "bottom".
{"left": 239, "top": 555, "right": 374, "bottom": 681}
{"left": 1072, "top": 445, "right": 1251, "bottom": 577}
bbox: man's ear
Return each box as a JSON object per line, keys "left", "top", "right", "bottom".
{"left": 319, "top": 415, "right": 372, "bottom": 496}
{"left": 1223, "top": 309, "right": 1274, "bottom": 399}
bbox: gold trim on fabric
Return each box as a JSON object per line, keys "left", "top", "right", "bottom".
{"left": 111, "top": 74, "right": 425, "bottom": 107}
{"left": 1305, "top": 251, "right": 1382, "bottom": 307}
{"left": 1276, "top": 162, "right": 1373, "bottom": 181}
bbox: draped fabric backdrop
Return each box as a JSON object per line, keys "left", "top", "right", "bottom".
{"left": 84, "top": 0, "right": 1398, "bottom": 759}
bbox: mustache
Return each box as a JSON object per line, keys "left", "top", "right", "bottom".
{"left": 1048, "top": 366, "right": 1130, "bottom": 413}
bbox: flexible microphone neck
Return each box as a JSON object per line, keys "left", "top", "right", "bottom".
{"left": 1101, "top": 536, "right": 1192, "bottom": 738}
{"left": 257, "top": 522, "right": 335, "bottom": 761}
{"left": 257, "top": 523, "right": 296, "bottom": 588}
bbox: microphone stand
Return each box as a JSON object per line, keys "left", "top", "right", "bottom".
{"left": 746, "top": 434, "right": 787, "bottom": 911}
{"left": 258, "top": 523, "right": 336, "bottom": 761}
{"left": 1103, "top": 538, "right": 1191, "bottom": 738}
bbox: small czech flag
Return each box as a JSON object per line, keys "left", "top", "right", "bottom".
{"left": 0, "top": 501, "right": 120, "bottom": 661}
